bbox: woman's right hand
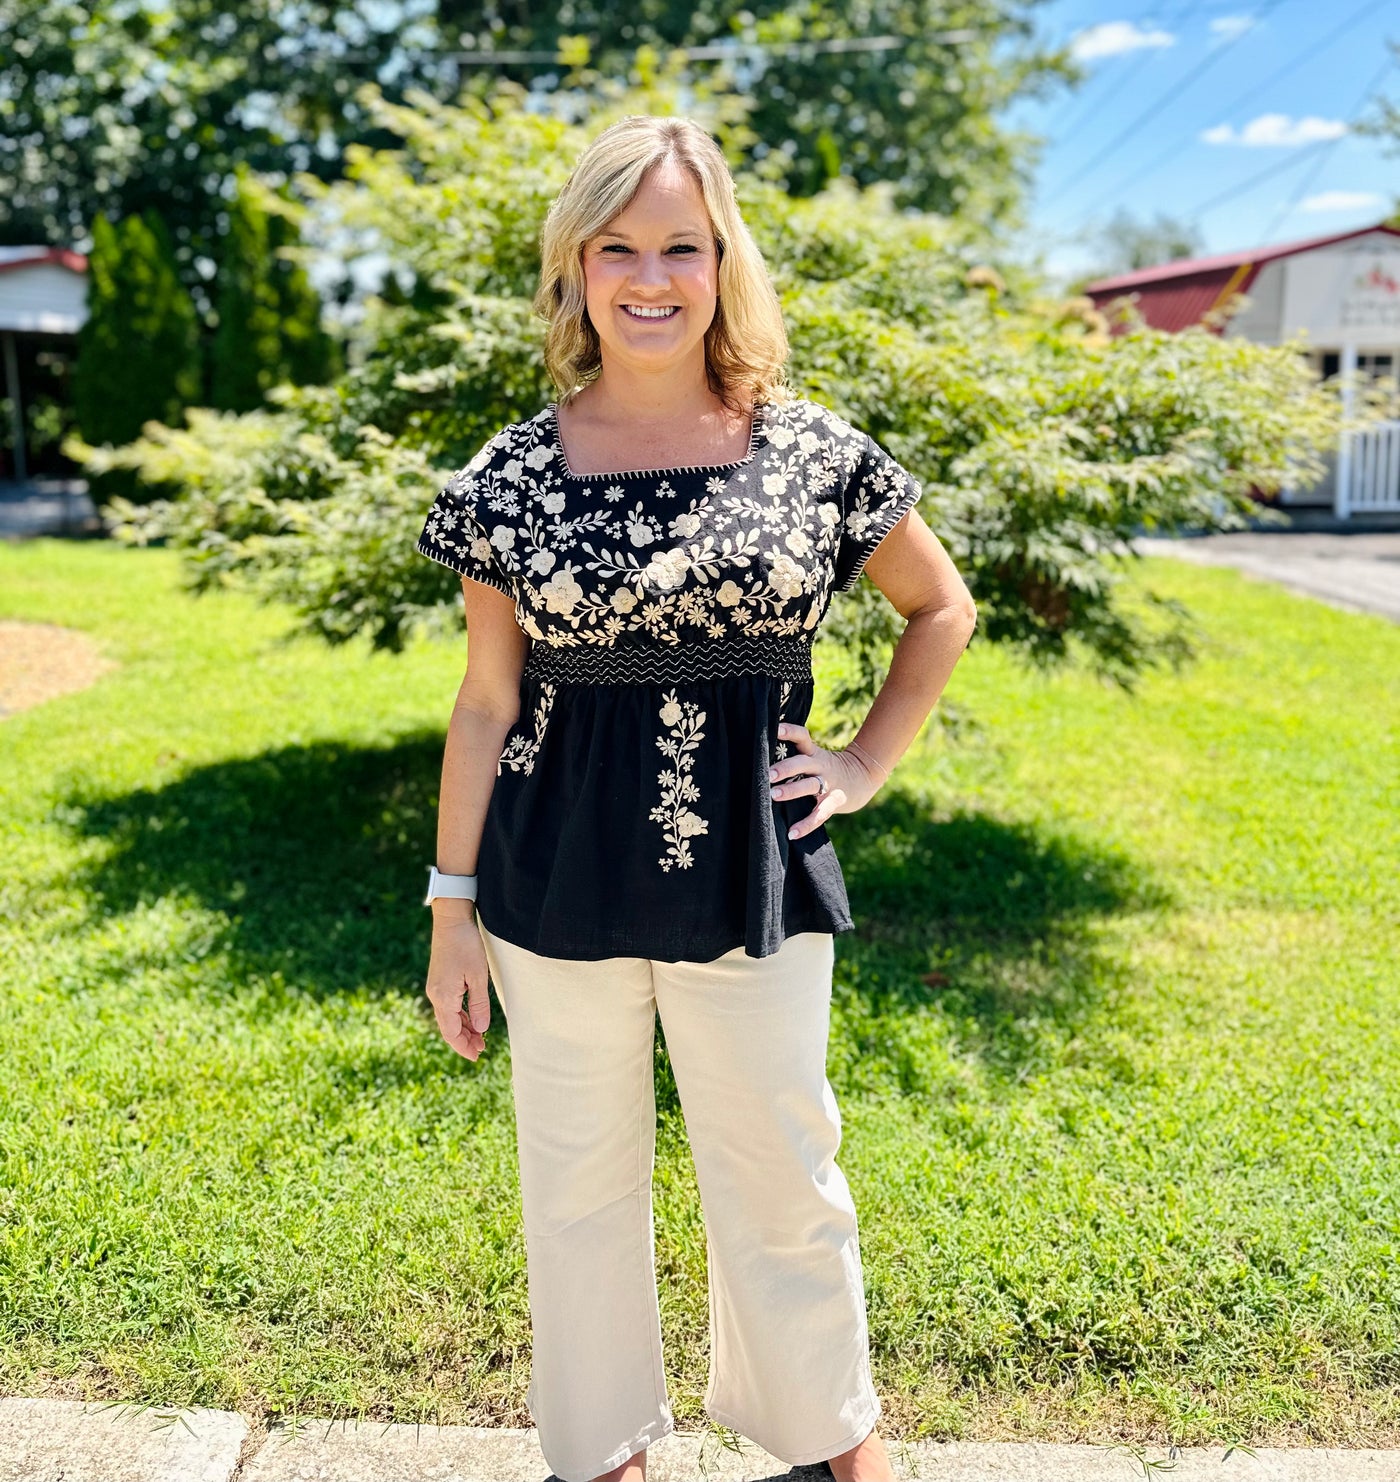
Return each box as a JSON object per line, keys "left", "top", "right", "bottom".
{"left": 425, "top": 910, "right": 493, "bottom": 1062}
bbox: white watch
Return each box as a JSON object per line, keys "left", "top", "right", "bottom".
{"left": 425, "top": 866, "right": 479, "bottom": 905}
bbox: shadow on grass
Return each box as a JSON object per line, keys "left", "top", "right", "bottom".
{"left": 63, "top": 735, "right": 1169, "bottom": 1092}
{"left": 827, "top": 789, "right": 1172, "bottom": 1086}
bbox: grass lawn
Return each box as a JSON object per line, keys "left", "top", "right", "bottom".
{"left": 1, "top": 538, "right": 1397, "bottom": 1451}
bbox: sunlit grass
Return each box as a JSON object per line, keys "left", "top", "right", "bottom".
{"left": 1, "top": 539, "right": 1396, "bottom": 1447}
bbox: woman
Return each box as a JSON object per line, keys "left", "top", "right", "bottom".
{"left": 416, "top": 115, "right": 977, "bottom": 1482}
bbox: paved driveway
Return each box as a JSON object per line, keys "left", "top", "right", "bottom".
{"left": 1133, "top": 531, "right": 1400, "bottom": 623}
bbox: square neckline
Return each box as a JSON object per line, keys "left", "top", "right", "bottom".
{"left": 545, "top": 398, "right": 772, "bottom": 481}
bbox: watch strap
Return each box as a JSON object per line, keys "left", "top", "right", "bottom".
{"left": 425, "top": 865, "right": 479, "bottom": 905}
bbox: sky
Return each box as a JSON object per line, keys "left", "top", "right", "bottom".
{"left": 1007, "top": 0, "right": 1400, "bottom": 289}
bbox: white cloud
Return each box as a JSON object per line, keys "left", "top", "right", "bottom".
{"left": 1200, "top": 113, "right": 1348, "bottom": 146}
{"left": 1070, "top": 22, "right": 1175, "bottom": 61}
{"left": 1299, "top": 190, "right": 1387, "bottom": 213}
{"left": 1209, "top": 15, "right": 1257, "bottom": 42}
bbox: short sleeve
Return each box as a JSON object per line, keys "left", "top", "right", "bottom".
{"left": 415, "top": 440, "right": 516, "bottom": 598}
{"left": 832, "top": 431, "right": 923, "bottom": 593}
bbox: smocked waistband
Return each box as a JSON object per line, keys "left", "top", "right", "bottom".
{"left": 523, "top": 634, "right": 814, "bottom": 685}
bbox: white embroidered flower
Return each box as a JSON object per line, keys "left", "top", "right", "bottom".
{"left": 767, "top": 552, "right": 805, "bottom": 599}
{"left": 645, "top": 548, "right": 690, "bottom": 591}
{"left": 540, "top": 568, "right": 583, "bottom": 614}
{"left": 497, "top": 682, "right": 556, "bottom": 776}
{"left": 846, "top": 509, "right": 875, "bottom": 539}
{"left": 650, "top": 689, "right": 709, "bottom": 869}
{"left": 419, "top": 398, "right": 913, "bottom": 657}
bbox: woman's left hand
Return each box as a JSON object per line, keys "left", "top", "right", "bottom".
{"left": 769, "top": 722, "right": 883, "bottom": 840}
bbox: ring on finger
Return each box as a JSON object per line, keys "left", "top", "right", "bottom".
{"left": 815, "top": 773, "right": 829, "bottom": 797}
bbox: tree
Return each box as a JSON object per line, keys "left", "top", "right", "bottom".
{"left": 211, "top": 168, "right": 286, "bottom": 413}
{"left": 70, "top": 209, "right": 202, "bottom": 499}
{"left": 0, "top": 0, "right": 416, "bottom": 299}
{"left": 208, "top": 166, "right": 340, "bottom": 411}
{"left": 1074, "top": 208, "right": 1206, "bottom": 287}
{"left": 4, "top": 1, "right": 1078, "bottom": 283}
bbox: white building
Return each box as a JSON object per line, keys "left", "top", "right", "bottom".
{"left": 0, "top": 246, "right": 89, "bottom": 484}
{"left": 1084, "top": 222, "right": 1400, "bottom": 517}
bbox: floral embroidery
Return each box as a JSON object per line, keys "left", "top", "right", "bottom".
{"left": 649, "top": 688, "right": 709, "bottom": 870}
{"left": 774, "top": 677, "right": 793, "bottom": 761}
{"left": 497, "top": 681, "right": 556, "bottom": 776}
{"left": 416, "top": 398, "right": 923, "bottom": 644}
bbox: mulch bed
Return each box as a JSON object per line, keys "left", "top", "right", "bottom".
{"left": 0, "top": 621, "right": 119, "bottom": 719}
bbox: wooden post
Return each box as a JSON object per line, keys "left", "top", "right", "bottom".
{"left": 2, "top": 330, "right": 25, "bottom": 482}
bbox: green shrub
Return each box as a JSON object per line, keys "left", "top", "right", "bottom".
{"left": 70, "top": 77, "right": 1340, "bottom": 738}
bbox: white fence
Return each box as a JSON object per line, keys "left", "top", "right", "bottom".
{"left": 1337, "top": 419, "right": 1400, "bottom": 517}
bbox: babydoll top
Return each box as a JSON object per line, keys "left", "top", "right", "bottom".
{"left": 414, "top": 394, "right": 923, "bottom": 962}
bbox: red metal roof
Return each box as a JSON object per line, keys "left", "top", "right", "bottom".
{"left": 1088, "top": 265, "right": 1262, "bottom": 333}
{"left": 1082, "top": 220, "right": 1400, "bottom": 334}
{"left": 0, "top": 246, "right": 88, "bottom": 276}
{"left": 1083, "top": 221, "right": 1400, "bottom": 292}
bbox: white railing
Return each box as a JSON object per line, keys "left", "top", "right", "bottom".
{"left": 1337, "top": 419, "right": 1400, "bottom": 516}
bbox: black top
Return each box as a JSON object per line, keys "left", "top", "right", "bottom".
{"left": 415, "top": 394, "right": 922, "bottom": 962}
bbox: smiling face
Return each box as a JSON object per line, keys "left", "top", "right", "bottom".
{"left": 581, "top": 157, "right": 721, "bottom": 380}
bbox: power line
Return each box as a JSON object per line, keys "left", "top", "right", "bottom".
{"left": 1179, "top": 55, "right": 1396, "bottom": 223}
{"left": 1183, "top": 136, "right": 1339, "bottom": 219}
{"left": 1088, "top": 0, "right": 1396, "bottom": 208}
{"left": 1042, "top": 3, "right": 1208, "bottom": 143}
{"left": 1051, "top": 0, "right": 1295, "bottom": 197}
{"left": 335, "top": 31, "right": 984, "bottom": 66}
{"left": 1257, "top": 54, "right": 1398, "bottom": 240}
{"left": 1044, "top": 0, "right": 1208, "bottom": 141}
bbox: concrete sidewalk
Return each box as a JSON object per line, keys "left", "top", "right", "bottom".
{"left": 1132, "top": 528, "right": 1400, "bottom": 623}
{"left": 2, "top": 1398, "right": 1397, "bottom": 1481}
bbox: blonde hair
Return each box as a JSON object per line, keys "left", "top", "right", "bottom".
{"left": 533, "top": 115, "right": 793, "bottom": 414}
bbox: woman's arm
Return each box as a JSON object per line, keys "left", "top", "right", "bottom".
{"left": 432, "top": 576, "right": 529, "bottom": 922}
{"left": 426, "top": 576, "right": 529, "bottom": 1059}
{"left": 778, "top": 507, "right": 978, "bottom": 837}
{"left": 840, "top": 505, "right": 978, "bottom": 780}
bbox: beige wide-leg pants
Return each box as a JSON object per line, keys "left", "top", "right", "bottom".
{"left": 476, "top": 919, "right": 881, "bottom": 1482}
